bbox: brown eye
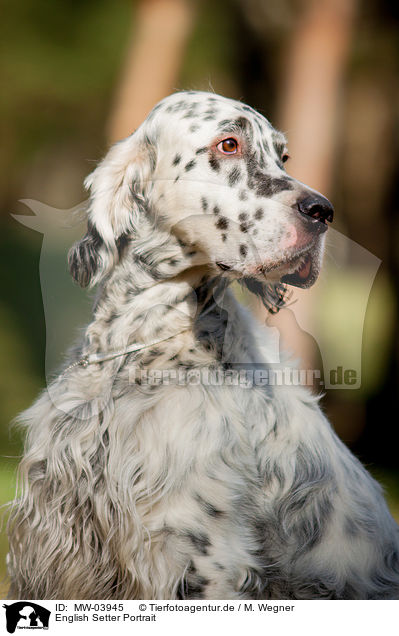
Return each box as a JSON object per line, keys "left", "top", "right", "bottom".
{"left": 282, "top": 153, "right": 290, "bottom": 163}
{"left": 217, "top": 138, "right": 238, "bottom": 154}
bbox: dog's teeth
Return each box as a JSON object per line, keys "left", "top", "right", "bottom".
{"left": 297, "top": 256, "right": 311, "bottom": 279}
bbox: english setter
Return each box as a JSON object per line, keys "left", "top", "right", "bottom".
{"left": 7, "top": 91, "right": 399, "bottom": 599}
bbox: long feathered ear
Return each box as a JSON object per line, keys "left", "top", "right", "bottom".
{"left": 68, "top": 220, "right": 105, "bottom": 288}
{"left": 68, "top": 130, "right": 156, "bottom": 287}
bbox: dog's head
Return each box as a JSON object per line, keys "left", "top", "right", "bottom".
{"left": 69, "top": 91, "right": 333, "bottom": 300}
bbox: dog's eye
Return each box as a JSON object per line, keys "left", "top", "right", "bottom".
{"left": 282, "top": 153, "right": 290, "bottom": 163}
{"left": 217, "top": 138, "right": 238, "bottom": 154}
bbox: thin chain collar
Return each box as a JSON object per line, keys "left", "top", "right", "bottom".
{"left": 63, "top": 329, "right": 189, "bottom": 374}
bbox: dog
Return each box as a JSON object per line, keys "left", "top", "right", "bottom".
{"left": 7, "top": 91, "right": 399, "bottom": 599}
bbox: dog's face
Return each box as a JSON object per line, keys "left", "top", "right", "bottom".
{"left": 150, "top": 92, "right": 333, "bottom": 289}
{"left": 70, "top": 91, "right": 333, "bottom": 294}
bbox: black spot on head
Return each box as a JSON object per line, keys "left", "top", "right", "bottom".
{"left": 203, "top": 114, "right": 216, "bottom": 121}
{"left": 245, "top": 152, "right": 258, "bottom": 177}
{"left": 233, "top": 116, "right": 250, "bottom": 132}
{"left": 218, "top": 116, "right": 250, "bottom": 136}
{"left": 254, "top": 207, "right": 264, "bottom": 220}
{"left": 218, "top": 118, "right": 231, "bottom": 129}
{"left": 172, "top": 154, "right": 181, "bottom": 166}
{"left": 238, "top": 212, "right": 248, "bottom": 221}
{"left": 221, "top": 233, "right": 227, "bottom": 242}
{"left": 216, "top": 216, "right": 229, "bottom": 230}
{"left": 174, "top": 175, "right": 180, "bottom": 183}
{"left": 239, "top": 190, "right": 248, "bottom": 201}
{"left": 239, "top": 244, "right": 248, "bottom": 258}
{"left": 209, "top": 155, "right": 221, "bottom": 172}
{"left": 213, "top": 205, "right": 220, "bottom": 215}
{"left": 182, "top": 109, "right": 196, "bottom": 119}
{"left": 190, "top": 124, "right": 200, "bottom": 133}
{"left": 240, "top": 223, "right": 249, "bottom": 233}
{"left": 228, "top": 166, "right": 241, "bottom": 186}
{"left": 196, "top": 146, "right": 208, "bottom": 155}
{"left": 185, "top": 159, "right": 196, "bottom": 172}
{"left": 175, "top": 99, "right": 189, "bottom": 111}
{"left": 251, "top": 173, "right": 294, "bottom": 197}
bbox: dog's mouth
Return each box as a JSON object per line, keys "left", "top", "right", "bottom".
{"left": 216, "top": 245, "right": 320, "bottom": 289}
{"left": 281, "top": 253, "right": 314, "bottom": 288}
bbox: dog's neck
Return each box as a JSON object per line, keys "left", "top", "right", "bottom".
{"left": 81, "top": 221, "right": 278, "bottom": 366}
{"left": 85, "top": 240, "right": 231, "bottom": 361}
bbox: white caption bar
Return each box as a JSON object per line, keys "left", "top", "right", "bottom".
{"left": 1, "top": 599, "right": 398, "bottom": 635}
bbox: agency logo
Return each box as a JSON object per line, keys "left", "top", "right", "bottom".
{"left": 2, "top": 603, "right": 51, "bottom": 633}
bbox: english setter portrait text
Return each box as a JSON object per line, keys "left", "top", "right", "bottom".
{"left": 7, "top": 91, "right": 399, "bottom": 599}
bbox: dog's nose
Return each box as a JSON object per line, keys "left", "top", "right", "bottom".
{"left": 297, "top": 195, "right": 334, "bottom": 224}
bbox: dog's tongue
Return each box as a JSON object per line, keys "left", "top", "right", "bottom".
{"left": 297, "top": 256, "right": 311, "bottom": 280}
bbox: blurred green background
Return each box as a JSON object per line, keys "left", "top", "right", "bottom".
{"left": 1, "top": 0, "right": 399, "bottom": 592}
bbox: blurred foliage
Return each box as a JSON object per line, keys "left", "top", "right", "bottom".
{"left": 0, "top": 0, "right": 131, "bottom": 199}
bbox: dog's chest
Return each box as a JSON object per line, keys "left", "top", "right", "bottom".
{"left": 123, "top": 383, "right": 269, "bottom": 595}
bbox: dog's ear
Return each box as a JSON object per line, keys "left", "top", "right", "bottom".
{"left": 68, "top": 220, "right": 106, "bottom": 288}
{"left": 68, "top": 130, "right": 156, "bottom": 287}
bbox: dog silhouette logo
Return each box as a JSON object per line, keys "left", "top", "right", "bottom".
{"left": 2, "top": 602, "right": 50, "bottom": 633}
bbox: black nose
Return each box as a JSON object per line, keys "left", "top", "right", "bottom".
{"left": 297, "top": 195, "right": 334, "bottom": 224}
